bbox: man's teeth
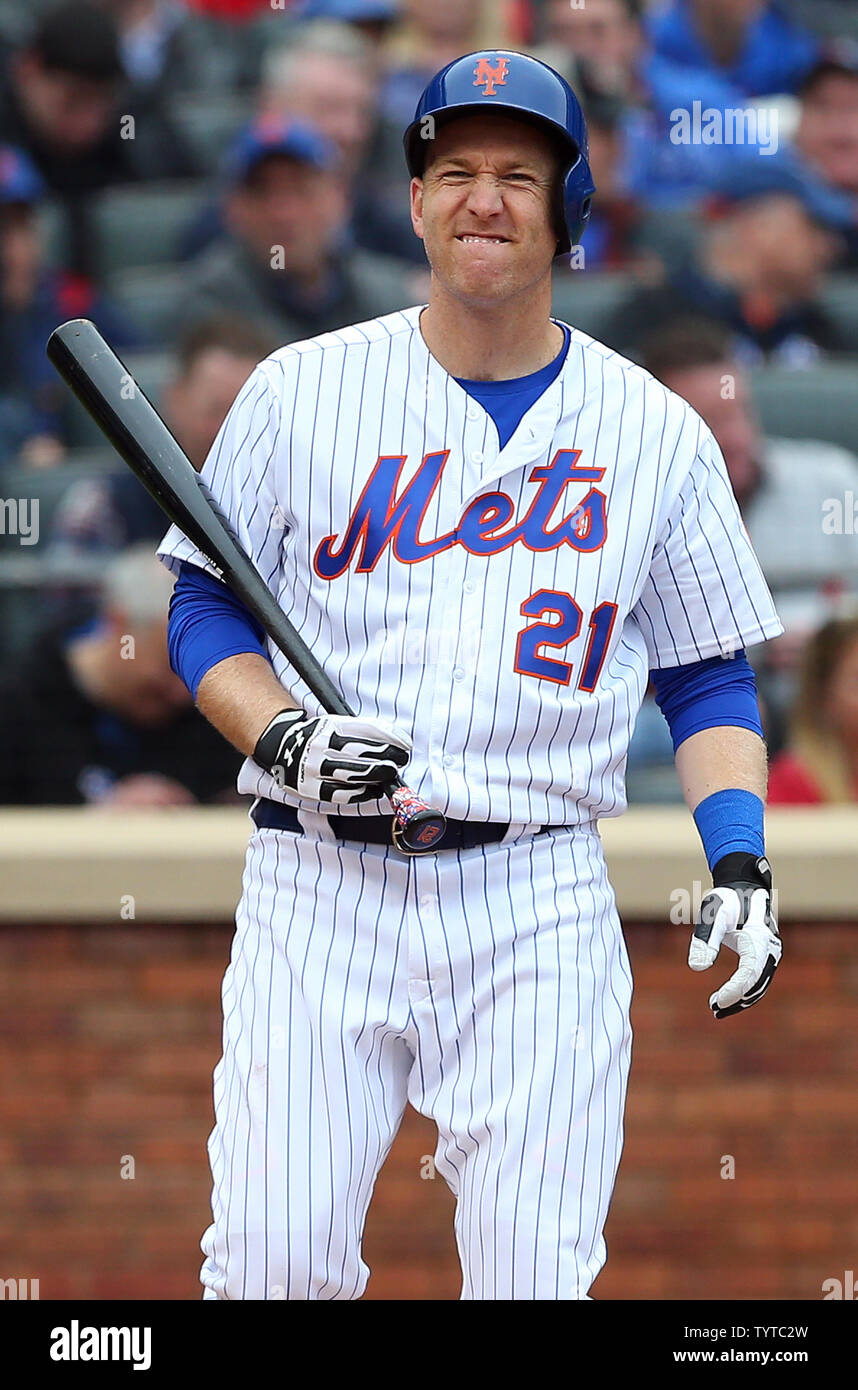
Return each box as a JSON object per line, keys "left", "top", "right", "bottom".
{"left": 460, "top": 235, "right": 505, "bottom": 243}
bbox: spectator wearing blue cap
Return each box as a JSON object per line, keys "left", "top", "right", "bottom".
{"left": 259, "top": 18, "right": 428, "bottom": 266}
{"left": 176, "top": 115, "right": 416, "bottom": 344}
{"left": 601, "top": 190, "right": 845, "bottom": 365}
{"left": 0, "top": 144, "right": 139, "bottom": 466}
{"left": 293, "top": 0, "right": 398, "bottom": 47}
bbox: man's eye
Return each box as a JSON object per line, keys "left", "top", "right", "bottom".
{"left": 504, "top": 173, "right": 534, "bottom": 183}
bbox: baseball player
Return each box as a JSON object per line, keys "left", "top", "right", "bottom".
{"left": 159, "top": 51, "right": 784, "bottom": 1300}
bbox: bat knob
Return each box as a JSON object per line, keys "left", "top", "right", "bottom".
{"left": 391, "top": 809, "right": 448, "bottom": 855}
{"left": 389, "top": 784, "right": 447, "bottom": 855}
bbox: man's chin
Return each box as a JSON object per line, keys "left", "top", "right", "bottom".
{"left": 434, "top": 257, "right": 514, "bottom": 298}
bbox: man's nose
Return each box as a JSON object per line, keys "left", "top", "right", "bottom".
{"left": 464, "top": 174, "right": 506, "bottom": 218}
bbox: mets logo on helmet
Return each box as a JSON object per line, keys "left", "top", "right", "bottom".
{"left": 473, "top": 56, "right": 509, "bottom": 96}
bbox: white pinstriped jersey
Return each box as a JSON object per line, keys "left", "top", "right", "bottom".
{"left": 158, "top": 304, "right": 783, "bottom": 824}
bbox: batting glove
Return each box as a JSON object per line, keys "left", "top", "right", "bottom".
{"left": 253, "top": 709, "right": 411, "bottom": 806}
{"left": 688, "top": 852, "right": 782, "bottom": 1020}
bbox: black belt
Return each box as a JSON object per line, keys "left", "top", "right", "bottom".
{"left": 250, "top": 798, "right": 551, "bottom": 851}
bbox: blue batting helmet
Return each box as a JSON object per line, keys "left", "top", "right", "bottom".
{"left": 403, "top": 50, "right": 595, "bottom": 255}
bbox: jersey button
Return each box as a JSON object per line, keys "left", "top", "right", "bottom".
{"left": 452, "top": 666, "right": 465, "bottom": 681}
{"left": 471, "top": 450, "right": 484, "bottom": 463}
{"left": 442, "top": 754, "right": 455, "bottom": 768}
{"left": 467, "top": 405, "right": 479, "bottom": 420}
{"left": 463, "top": 580, "right": 476, "bottom": 595}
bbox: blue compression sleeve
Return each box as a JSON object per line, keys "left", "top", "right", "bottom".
{"left": 650, "top": 652, "right": 763, "bottom": 754}
{"left": 168, "top": 560, "right": 269, "bottom": 699}
{"left": 693, "top": 789, "right": 765, "bottom": 871}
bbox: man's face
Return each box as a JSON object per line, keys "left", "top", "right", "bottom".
{"left": 166, "top": 349, "right": 259, "bottom": 471}
{"left": 226, "top": 156, "right": 347, "bottom": 277}
{"left": 411, "top": 113, "right": 561, "bottom": 308}
{"left": 403, "top": 0, "right": 481, "bottom": 42}
{"left": 713, "top": 195, "right": 837, "bottom": 302}
{"left": 547, "top": 0, "right": 640, "bottom": 74}
{"left": 16, "top": 54, "right": 116, "bottom": 151}
{"left": 264, "top": 55, "right": 376, "bottom": 164}
{"left": 662, "top": 361, "right": 760, "bottom": 502}
{"left": 797, "top": 72, "right": 858, "bottom": 195}
{"left": 743, "top": 196, "right": 836, "bottom": 299}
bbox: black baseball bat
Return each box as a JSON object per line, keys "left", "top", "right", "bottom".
{"left": 46, "top": 318, "right": 447, "bottom": 854}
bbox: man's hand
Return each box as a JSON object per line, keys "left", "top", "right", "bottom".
{"left": 688, "top": 852, "right": 782, "bottom": 1019}
{"left": 254, "top": 709, "right": 411, "bottom": 806}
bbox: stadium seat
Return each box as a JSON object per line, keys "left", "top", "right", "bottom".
{"left": 119, "top": 351, "right": 174, "bottom": 411}
{"left": 168, "top": 93, "right": 254, "bottom": 176}
{"left": 749, "top": 362, "right": 858, "bottom": 454}
{"left": 551, "top": 269, "right": 638, "bottom": 341}
{"left": 818, "top": 274, "right": 858, "bottom": 355}
{"left": 91, "top": 183, "right": 208, "bottom": 276}
{"left": 105, "top": 265, "right": 185, "bottom": 342}
{"left": 37, "top": 196, "right": 70, "bottom": 271}
{"left": 786, "top": 0, "right": 858, "bottom": 41}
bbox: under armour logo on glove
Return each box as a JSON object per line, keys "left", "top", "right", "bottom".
{"left": 688, "top": 852, "right": 782, "bottom": 1020}
{"left": 253, "top": 709, "right": 412, "bottom": 806}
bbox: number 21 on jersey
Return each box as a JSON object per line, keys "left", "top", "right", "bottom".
{"left": 515, "top": 591, "right": 618, "bottom": 688}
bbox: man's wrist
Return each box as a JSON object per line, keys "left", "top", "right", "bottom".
{"left": 692, "top": 787, "right": 765, "bottom": 871}
{"left": 711, "top": 851, "right": 771, "bottom": 890}
{"left": 253, "top": 708, "right": 305, "bottom": 771}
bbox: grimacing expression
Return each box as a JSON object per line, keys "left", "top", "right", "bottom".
{"left": 411, "top": 112, "right": 563, "bottom": 306}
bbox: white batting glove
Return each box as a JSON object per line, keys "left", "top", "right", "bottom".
{"left": 688, "top": 853, "right": 782, "bottom": 1020}
{"left": 253, "top": 709, "right": 412, "bottom": 806}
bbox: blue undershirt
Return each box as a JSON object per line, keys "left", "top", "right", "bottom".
{"left": 454, "top": 324, "right": 571, "bottom": 449}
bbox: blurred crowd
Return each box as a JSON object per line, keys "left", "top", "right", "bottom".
{"left": 0, "top": 0, "right": 856, "bottom": 809}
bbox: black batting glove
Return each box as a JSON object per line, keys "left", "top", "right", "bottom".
{"left": 253, "top": 709, "right": 411, "bottom": 806}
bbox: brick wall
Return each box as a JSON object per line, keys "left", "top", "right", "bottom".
{"left": 0, "top": 920, "right": 855, "bottom": 1301}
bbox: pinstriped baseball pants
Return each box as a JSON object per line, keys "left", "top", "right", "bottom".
{"left": 200, "top": 816, "right": 634, "bottom": 1300}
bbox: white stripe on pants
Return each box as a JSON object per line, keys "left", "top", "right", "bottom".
{"left": 200, "top": 818, "right": 634, "bottom": 1300}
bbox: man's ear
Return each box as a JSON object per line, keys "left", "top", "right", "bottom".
{"left": 410, "top": 177, "right": 425, "bottom": 241}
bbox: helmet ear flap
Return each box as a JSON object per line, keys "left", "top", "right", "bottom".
{"left": 558, "top": 151, "right": 595, "bottom": 256}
